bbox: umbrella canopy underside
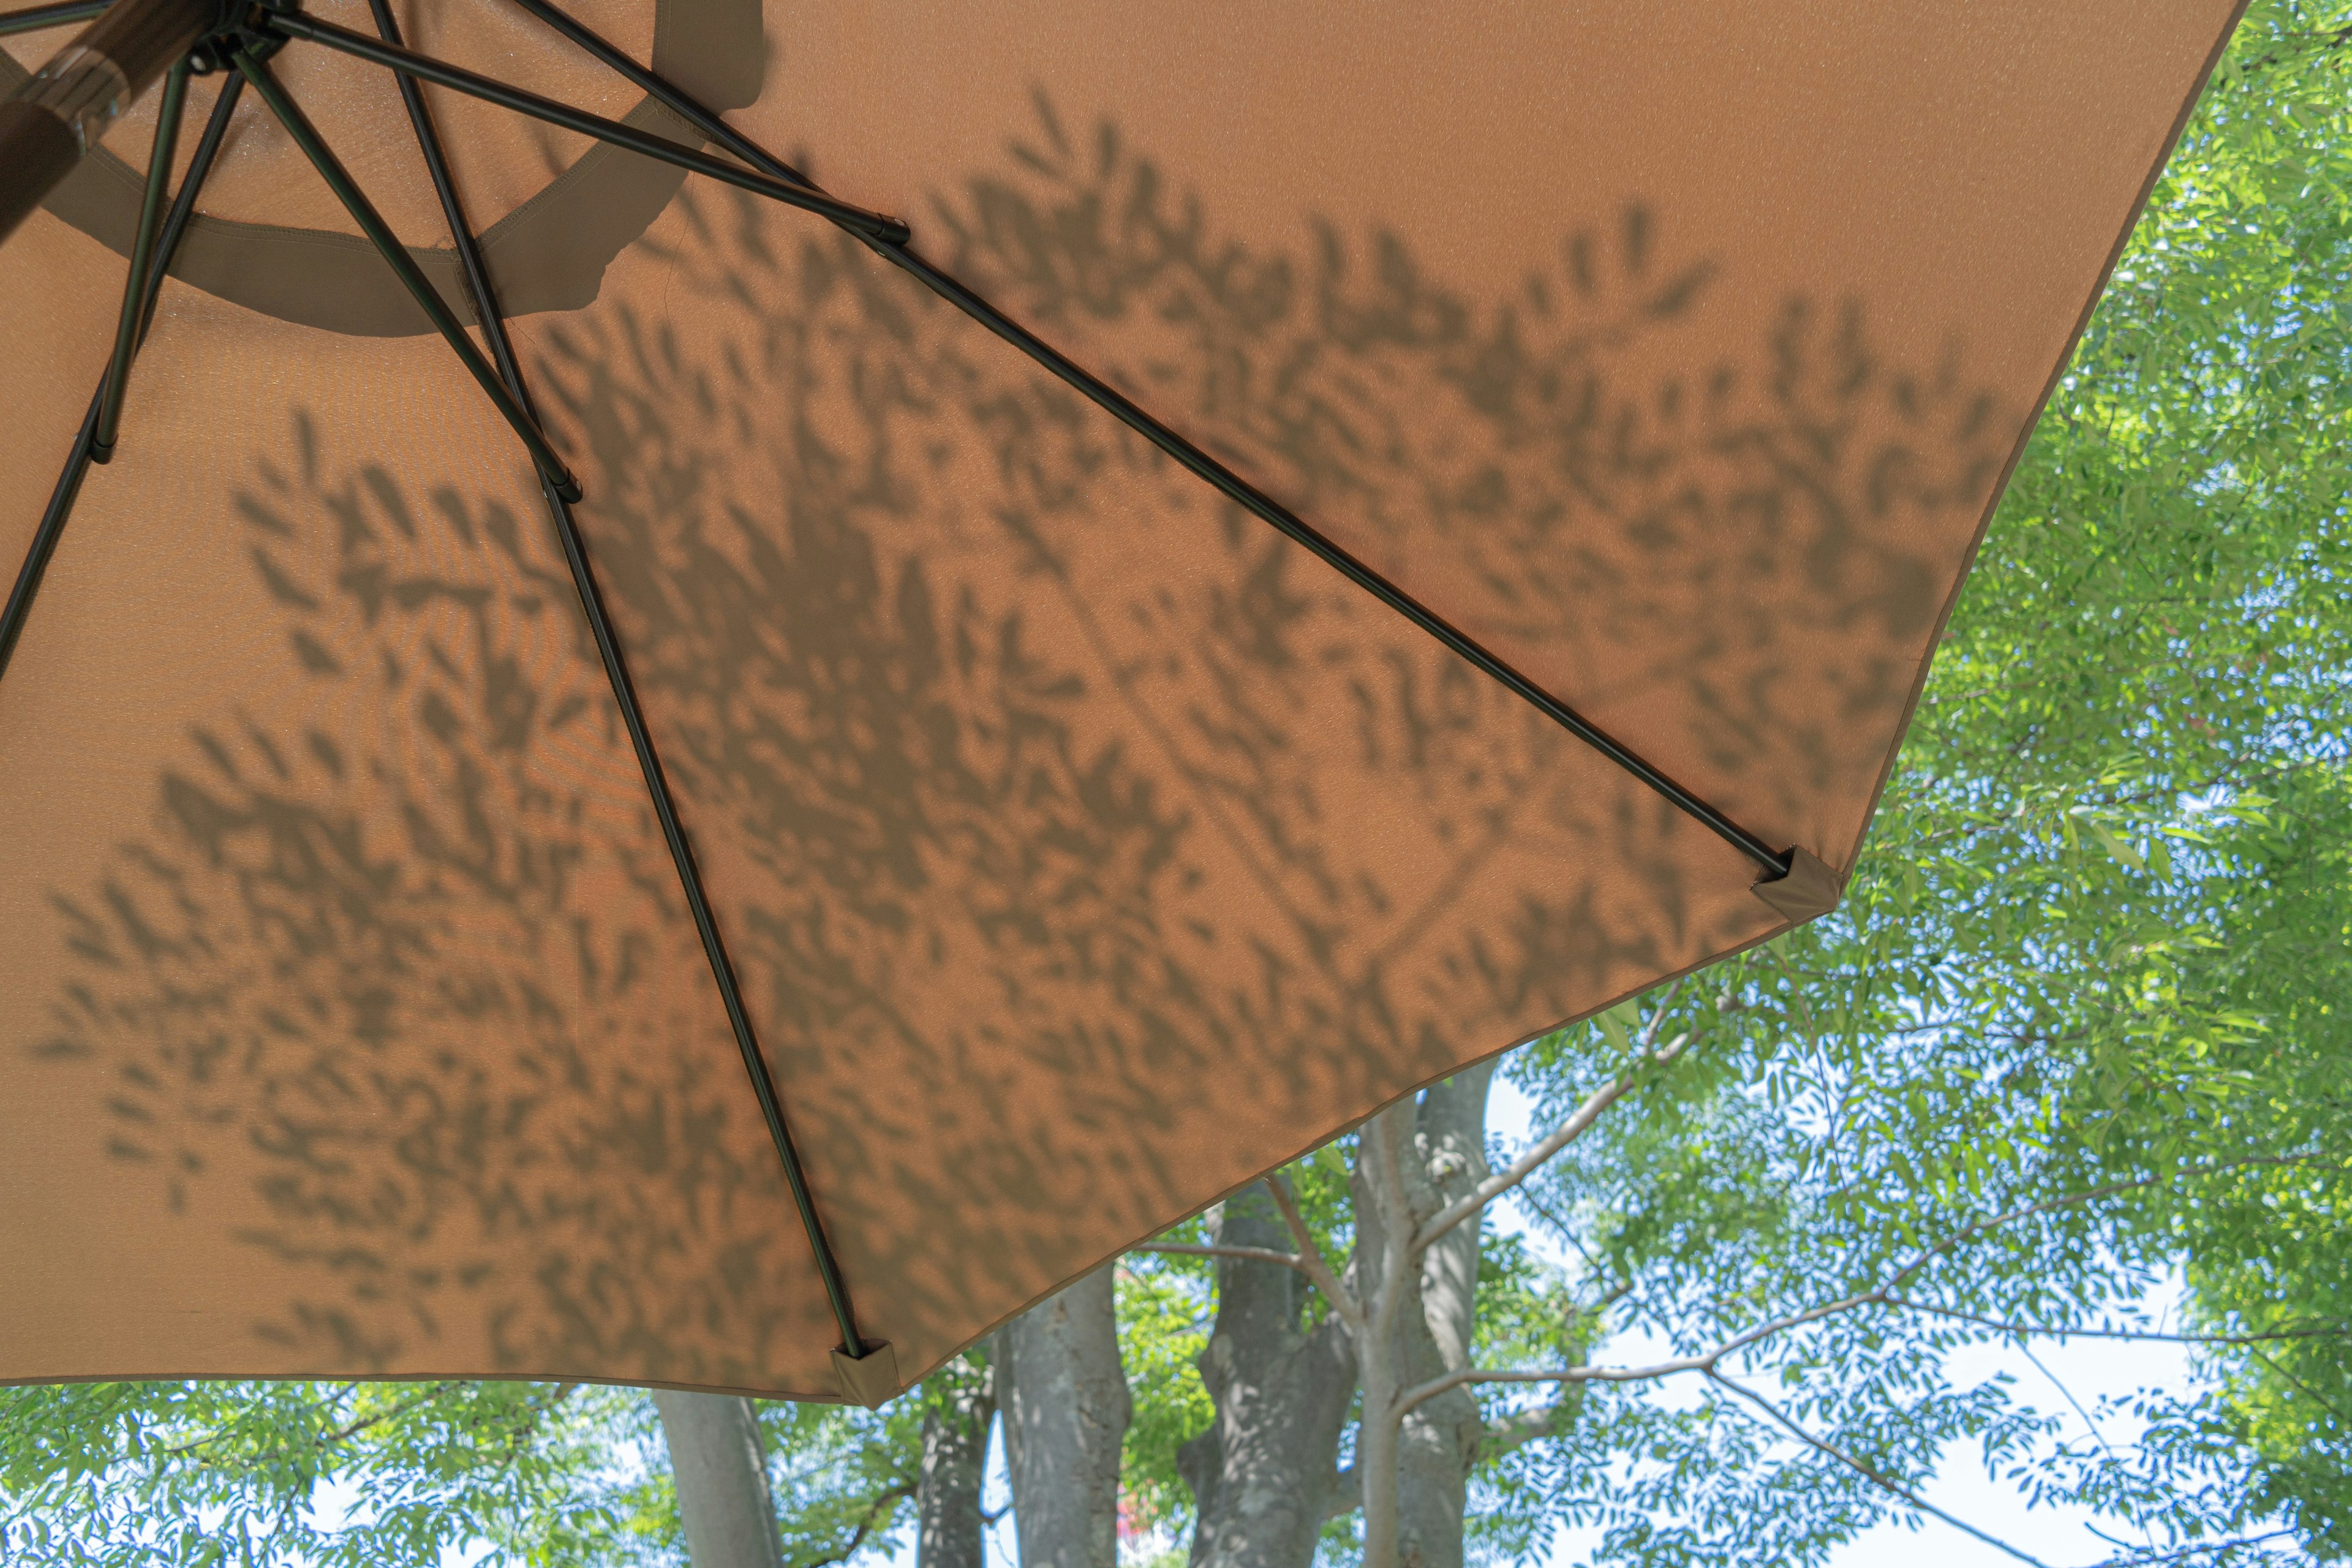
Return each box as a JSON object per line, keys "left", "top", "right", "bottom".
{"left": 0, "top": 0, "right": 2239, "bottom": 1401}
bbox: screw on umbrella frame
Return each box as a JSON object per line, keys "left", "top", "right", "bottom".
{"left": 0, "top": 0, "right": 1808, "bottom": 1384}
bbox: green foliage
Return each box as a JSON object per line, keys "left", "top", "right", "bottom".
{"left": 0, "top": 1379, "right": 620, "bottom": 1567}
{"left": 0, "top": 1378, "right": 924, "bottom": 1568}
{"left": 1471, "top": 3, "right": 2352, "bottom": 1560}
{"left": 1120, "top": 1260, "right": 1218, "bottom": 1529}
{"left": 2160, "top": 766, "right": 2352, "bottom": 1556}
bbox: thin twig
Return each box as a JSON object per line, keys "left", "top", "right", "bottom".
{"left": 1131, "top": 1242, "right": 1310, "bottom": 1272}
{"left": 794, "top": 1480, "right": 916, "bottom": 1568}
{"left": 1264, "top": 1173, "right": 1363, "bottom": 1331}
{"left": 1412, "top": 1025, "right": 1691, "bottom": 1254}
{"left": 2245, "top": 1344, "right": 2352, "bottom": 1427}
{"left": 1393, "top": 1286, "right": 1885, "bottom": 1417}
{"left": 1887, "top": 1295, "right": 2349, "bottom": 1346}
{"left": 2022, "top": 1343, "right": 2151, "bottom": 1554}
{"left": 1705, "top": 1371, "right": 2053, "bottom": 1568}
{"left": 1398, "top": 1156, "right": 2332, "bottom": 1421}
{"left": 2084, "top": 1529, "right": 2298, "bottom": 1567}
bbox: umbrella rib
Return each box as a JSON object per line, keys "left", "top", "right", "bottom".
{"left": 90, "top": 55, "right": 189, "bottom": 462}
{"left": 0, "top": 67, "right": 241, "bottom": 692}
{"left": 488, "top": 0, "right": 1798, "bottom": 882}
{"left": 357, "top": 0, "right": 874, "bottom": 1363}
{"left": 0, "top": 0, "right": 108, "bottom": 36}
{"left": 229, "top": 47, "right": 585, "bottom": 505}
{"left": 265, "top": 14, "right": 909, "bottom": 246}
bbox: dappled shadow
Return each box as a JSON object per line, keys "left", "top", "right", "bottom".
{"left": 29, "top": 428, "right": 829, "bottom": 1387}
{"left": 20, "top": 105, "right": 2004, "bottom": 1395}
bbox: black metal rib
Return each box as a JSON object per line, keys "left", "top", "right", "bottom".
{"left": 230, "top": 48, "right": 582, "bottom": 503}
{"left": 266, "top": 13, "right": 908, "bottom": 246}
{"left": 0, "top": 0, "right": 107, "bottom": 36}
{"left": 90, "top": 54, "right": 187, "bottom": 462}
{"left": 359, "top": 0, "right": 872, "bottom": 1360}
{"left": 494, "top": 0, "right": 1794, "bottom": 880}
{"left": 0, "top": 69, "right": 240, "bottom": 692}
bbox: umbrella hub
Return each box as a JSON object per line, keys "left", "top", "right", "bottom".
{"left": 187, "top": 0, "right": 290, "bottom": 72}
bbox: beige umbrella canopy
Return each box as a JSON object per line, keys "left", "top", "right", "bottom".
{"left": 0, "top": 0, "right": 2239, "bottom": 1404}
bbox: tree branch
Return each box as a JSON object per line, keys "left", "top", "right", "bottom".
{"left": 1705, "top": 1371, "right": 2052, "bottom": 1568}
{"left": 2084, "top": 1529, "right": 2297, "bottom": 1567}
{"left": 1130, "top": 1242, "right": 1310, "bottom": 1272}
{"left": 1265, "top": 1172, "right": 1363, "bottom": 1332}
{"left": 1885, "top": 1295, "right": 2349, "bottom": 1346}
{"left": 1411, "top": 1022, "right": 1691, "bottom": 1256}
{"left": 794, "top": 1480, "right": 918, "bottom": 1568}
{"left": 1396, "top": 1158, "right": 2337, "bottom": 1422}
{"left": 1393, "top": 1285, "right": 1889, "bottom": 1419}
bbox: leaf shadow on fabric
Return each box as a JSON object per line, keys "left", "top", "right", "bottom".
{"left": 28, "top": 105, "right": 2006, "bottom": 1393}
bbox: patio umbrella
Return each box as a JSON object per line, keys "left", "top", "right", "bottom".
{"left": 0, "top": 0, "right": 2241, "bottom": 1405}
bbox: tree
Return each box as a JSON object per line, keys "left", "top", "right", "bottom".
{"left": 1001, "top": 1268, "right": 1133, "bottom": 1568}
{"left": 916, "top": 1348, "right": 997, "bottom": 1568}
{"left": 655, "top": 1393, "right": 789, "bottom": 1568}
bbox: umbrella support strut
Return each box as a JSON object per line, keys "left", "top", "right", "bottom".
{"left": 0, "top": 9, "right": 1807, "bottom": 1370}
{"left": 89, "top": 56, "right": 189, "bottom": 462}
{"left": 0, "top": 0, "right": 110, "bottom": 34}
{"left": 230, "top": 47, "right": 586, "bottom": 505}
{"left": 9, "top": 0, "right": 1796, "bottom": 882}
{"left": 260, "top": 10, "right": 910, "bottom": 245}
{"left": 0, "top": 68, "right": 243, "bottom": 689}
{"left": 356, "top": 0, "right": 875, "bottom": 1365}
{"left": 401, "top": 0, "right": 1807, "bottom": 885}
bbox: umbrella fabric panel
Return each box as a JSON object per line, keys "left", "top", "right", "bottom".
{"left": 741, "top": 0, "right": 2241, "bottom": 875}
{"left": 0, "top": 0, "right": 2241, "bottom": 1400}
{"left": 3, "top": 0, "right": 758, "bottom": 334}
{"left": 544, "top": 193, "right": 1785, "bottom": 1387}
{"left": 0, "top": 240, "right": 846, "bottom": 1396}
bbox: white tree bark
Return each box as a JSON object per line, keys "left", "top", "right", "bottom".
{"left": 1240, "top": 1011, "right": 1686, "bottom": 1568}
{"left": 1333, "top": 1063, "right": 1497, "bottom": 1568}
{"left": 652, "top": 1391, "right": 787, "bottom": 1568}
{"left": 1394, "top": 1062, "right": 1495, "bottom": 1568}
{"left": 1350, "top": 1100, "right": 1423, "bottom": 1568}
{"left": 1001, "top": 1265, "right": 1131, "bottom": 1568}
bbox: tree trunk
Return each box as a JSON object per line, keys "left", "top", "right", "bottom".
{"left": 1393, "top": 1062, "right": 1496, "bottom": 1568}
{"left": 1351, "top": 1102, "right": 1418, "bottom": 1568}
{"left": 919, "top": 1350, "right": 997, "bottom": 1568}
{"left": 652, "top": 1391, "right": 786, "bottom": 1568}
{"left": 1000, "top": 1264, "right": 1131, "bottom": 1568}
{"left": 1178, "top": 1186, "right": 1357, "bottom": 1568}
